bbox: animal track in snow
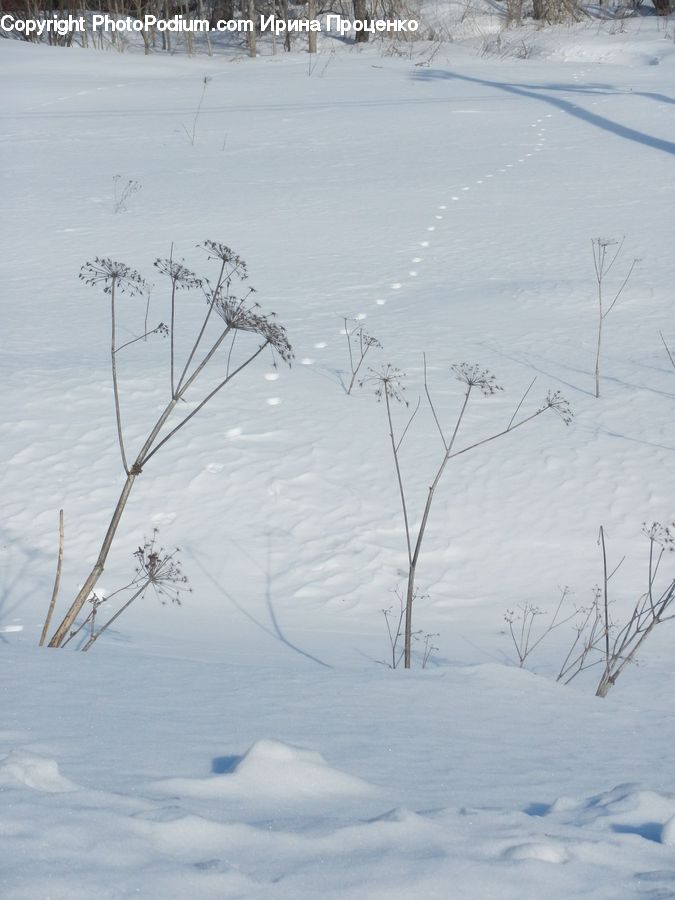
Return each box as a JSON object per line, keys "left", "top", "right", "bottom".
{"left": 264, "top": 372, "right": 280, "bottom": 381}
{"left": 314, "top": 341, "right": 327, "bottom": 349}
{"left": 266, "top": 397, "right": 282, "bottom": 406}
{"left": 300, "top": 357, "right": 315, "bottom": 365}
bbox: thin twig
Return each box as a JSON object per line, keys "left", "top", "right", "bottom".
{"left": 141, "top": 342, "right": 269, "bottom": 466}
{"left": 660, "top": 331, "right": 675, "bottom": 372}
{"left": 110, "top": 278, "right": 130, "bottom": 475}
{"left": 507, "top": 377, "right": 536, "bottom": 430}
{"left": 39, "top": 509, "right": 64, "bottom": 647}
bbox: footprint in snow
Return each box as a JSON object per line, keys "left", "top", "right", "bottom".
{"left": 264, "top": 372, "right": 279, "bottom": 381}
{"left": 266, "top": 397, "right": 282, "bottom": 406}
{"left": 300, "top": 357, "right": 315, "bottom": 365}
{"left": 314, "top": 341, "right": 327, "bottom": 349}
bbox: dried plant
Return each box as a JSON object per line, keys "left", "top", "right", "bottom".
{"left": 595, "top": 522, "right": 674, "bottom": 696}
{"left": 183, "top": 76, "right": 212, "bottom": 146}
{"left": 366, "top": 356, "right": 572, "bottom": 668}
{"left": 421, "top": 632, "right": 439, "bottom": 668}
{"left": 380, "top": 585, "right": 427, "bottom": 669}
{"left": 342, "top": 317, "right": 382, "bottom": 394}
{"left": 505, "top": 587, "right": 578, "bottom": 668}
{"left": 591, "top": 237, "right": 639, "bottom": 399}
{"left": 61, "top": 531, "right": 189, "bottom": 652}
{"left": 506, "top": 524, "right": 675, "bottom": 696}
{"left": 382, "top": 601, "right": 405, "bottom": 670}
{"left": 112, "top": 175, "right": 142, "bottom": 214}
{"left": 660, "top": 331, "right": 675, "bottom": 373}
{"left": 154, "top": 254, "right": 203, "bottom": 396}
{"left": 47, "top": 242, "right": 291, "bottom": 649}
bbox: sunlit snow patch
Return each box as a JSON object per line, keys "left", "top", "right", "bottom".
{"left": 153, "top": 739, "right": 374, "bottom": 801}
{"left": 0, "top": 752, "right": 77, "bottom": 793}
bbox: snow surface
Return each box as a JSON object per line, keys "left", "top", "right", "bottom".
{"left": 2, "top": 15, "right": 675, "bottom": 897}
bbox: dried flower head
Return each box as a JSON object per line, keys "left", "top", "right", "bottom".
{"left": 199, "top": 240, "right": 248, "bottom": 280}
{"left": 540, "top": 391, "right": 574, "bottom": 425}
{"left": 353, "top": 329, "right": 382, "bottom": 352}
{"left": 360, "top": 364, "right": 407, "bottom": 404}
{"left": 214, "top": 295, "right": 293, "bottom": 365}
{"left": 154, "top": 258, "right": 203, "bottom": 291}
{"left": 451, "top": 363, "right": 503, "bottom": 396}
{"left": 80, "top": 258, "right": 146, "bottom": 296}
{"left": 641, "top": 522, "right": 674, "bottom": 549}
{"left": 133, "top": 530, "right": 190, "bottom": 606}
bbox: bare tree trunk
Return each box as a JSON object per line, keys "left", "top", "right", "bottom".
{"left": 247, "top": 0, "right": 256, "bottom": 56}
{"left": 308, "top": 0, "right": 317, "bottom": 53}
{"left": 282, "top": 0, "right": 290, "bottom": 50}
{"left": 353, "top": 0, "right": 369, "bottom": 42}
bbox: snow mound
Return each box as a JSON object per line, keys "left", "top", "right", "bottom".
{"left": 154, "top": 739, "right": 375, "bottom": 802}
{"left": 503, "top": 841, "right": 569, "bottom": 863}
{"left": 542, "top": 784, "right": 675, "bottom": 844}
{"left": 0, "top": 751, "right": 77, "bottom": 793}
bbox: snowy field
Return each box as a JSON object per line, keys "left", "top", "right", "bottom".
{"left": 2, "top": 14, "right": 675, "bottom": 897}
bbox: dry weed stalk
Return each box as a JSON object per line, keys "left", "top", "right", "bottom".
{"left": 47, "top": 241, "right": 291, "bottom": 648}
{"left": 365, "top": 358, "right": 572, "bottom": 668}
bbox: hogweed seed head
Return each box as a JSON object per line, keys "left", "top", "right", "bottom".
{"left": 360, "top": 364, "right": 407, "bottom": 404}
{"left": 641, "top": 522, "right": 674, "bottom": 550}
{"left": 154, "top": 258, "right": 203, "bottom": 290}
{"left": 80, "top": 258, "right": 146, "bottom": 296}
{"left": 133, "top": 530, "right": 190, "bottom": 606}
{"left": 199, "top": 240, "right": 248, "bottom": 279}
{"left": 451, "top": 363, "right": 503, "bottom": 396}
{"left": 541, "top": 391, "right": 574, "bottom": 425}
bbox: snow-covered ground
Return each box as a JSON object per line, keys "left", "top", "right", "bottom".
{"left": 2, "top": 15, "right": 675, "bottom": 896}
